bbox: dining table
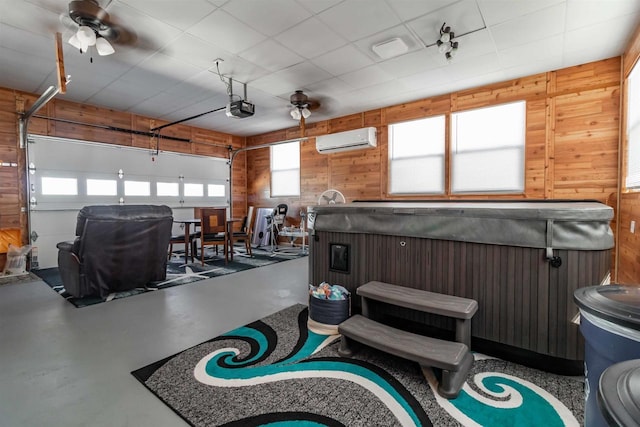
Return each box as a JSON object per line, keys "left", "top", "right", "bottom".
{"left": 173, "top": 217, "right": 243, "bottom": 263}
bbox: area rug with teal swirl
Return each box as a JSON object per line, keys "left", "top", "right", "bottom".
{"left": 131, "top": 304, "right": 584, "bottom": 426}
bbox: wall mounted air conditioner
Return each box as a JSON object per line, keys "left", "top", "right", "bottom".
{"left": 315, "top": 127, "right": 377, "bottom": 154}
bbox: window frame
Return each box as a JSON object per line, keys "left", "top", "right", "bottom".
{"left": 270, "top": 141, "right": 301, "bottom": 197}
{"left": 450, "top": 100, "right": 526, "bottom": 195}
{"left": 625, "top": 60, "right": 640, "bottom": 190}
{"left": 388, "top": 115, "right": 446, "bottom": 195}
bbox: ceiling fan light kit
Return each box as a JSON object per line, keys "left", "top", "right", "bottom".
{"left": 289, "top": 90, "right": 317, "bottom": 121}
{"left": 64, "top": 0, "right": 121, "bottom": 58}
{"left": 437, "top": 22, "right": 458, "bottom": 61}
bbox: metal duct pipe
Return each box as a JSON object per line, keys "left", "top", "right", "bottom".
{"left": 228, "top": 137, "right": 309, "bottom": 218}
{"left": 19, "top": 85, "right": 60, "bottom": 148}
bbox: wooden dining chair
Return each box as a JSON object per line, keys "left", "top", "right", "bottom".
{"left": 233, "top": 206, "right": 255, "bottom": 257}
{"left": 199, "top": 208, "right": 228, "bottom": 265}
{"left": 168, "top": 232, "right": 198, "bottom": 263}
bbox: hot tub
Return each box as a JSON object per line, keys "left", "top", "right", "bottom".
{"left": 307, "top": 200, "right": 614, "bottom": 370}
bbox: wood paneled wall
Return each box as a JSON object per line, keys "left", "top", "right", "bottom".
{"left": 247, "top": 59, "right": 622, "bottom": 252}
{"left": 0, "top": 88, "right": 247, "bottom": 261}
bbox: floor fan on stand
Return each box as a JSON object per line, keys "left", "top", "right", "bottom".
{"left": 317, "top": 189, "right": 346, "bottom": 205}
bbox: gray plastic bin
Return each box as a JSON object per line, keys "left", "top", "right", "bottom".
{"left": 597, "top": 358, "right": 640, "bottom": 427}
{"left": 574, "top": 285, "right": 640, "bottom": 427}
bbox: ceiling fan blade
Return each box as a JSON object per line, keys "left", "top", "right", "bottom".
{"left": 307, "top": 99, "right": 321, "bottom": 110}
{"left": 59, "top": 13, "right": 78, "bottom": 30}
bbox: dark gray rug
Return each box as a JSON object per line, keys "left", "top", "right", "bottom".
{"left": 34, "top": 246, "right": 306, "bottom": 308}
{"left": 131, "top": 304, "right": 584, "bottom": 426}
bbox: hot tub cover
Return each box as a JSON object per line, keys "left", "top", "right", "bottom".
{"left": 307, "top": 201, "right": 614, "bottom": 251}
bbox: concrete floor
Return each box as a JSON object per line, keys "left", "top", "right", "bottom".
{"left": 0, "top": 257, "right": 309, "bottom": 427}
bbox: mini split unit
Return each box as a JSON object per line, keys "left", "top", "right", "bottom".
{"left": 315, "top": 127, "right": 377, "bottom": 154}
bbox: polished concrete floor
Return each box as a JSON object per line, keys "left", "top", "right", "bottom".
{"left": 0, "top": 257, "right": 309, "bottom": 427}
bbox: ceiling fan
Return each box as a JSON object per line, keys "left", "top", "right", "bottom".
{"left": 289, "top": 90, "right": 321, "bottom": 121}
{"left": 60, "top": 0, "right": 137, "bottom": 59}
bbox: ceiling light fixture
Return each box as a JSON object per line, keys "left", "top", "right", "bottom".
{"left": 290, "top": 90, "right": 312, "bottom": 121}
{"left": 68, "top": 25, "right": 114, "bottom": 61}
{"left": 435, "top": 22, "right": 458, "bottom": 62}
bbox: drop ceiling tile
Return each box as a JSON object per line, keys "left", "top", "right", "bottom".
{"left": 214, "top": 56, "right": 270, "bottom": 83}
{"left": 239, "top": 39, "right": 304, "bottom": 72}
{"left": 501, "top": 61, "right": 558, "bottom": 82}
{"left": 118, "top": 0, "right": 217, "bottom": 30}
{"left": 0, "top": 24, "right": 54, "bottom": 60}
{"left": 354, "top": 79, "right": 412, "bottom": 103}
{"left": 338, "top": 64, "right": 395, "bottom": 90}
{"left": 317, "top": 0, "right": 401, "bottom": 41}
{"left": 137, "top": 92, "right": 223, "bottom": 119}
{"left": 477, "top": 0, "right": 565, "bottom": 26}
{"left": 407, "top": 0, "right": 486, "bottom": 47}
{"left": 187, "top": 9, "right": 267, "bottom": 54}
{"left": 160, "top": 94, "right": 231, "bottom": 120}
{"left": 565, "top": 13, "right": 640, "bottom": 60}
{"left": 305, "top": 77, "right": 357, "bottom": 98}
{"left": 311, "top": 44, "right": 375, "bottom": 76}
{"left": 489, "top": 3, "right": 567, "bottom": 51}
{"left": 105, "top": 2, "right": 184, "bottom": 51}
{"left": 387, "top": 0, "right": 464, "bottom": 21}
{"left": 222, "top": 0, "right": 311, "bottom": 36}
{"left": 164, "top": 70, "right": 225, "bottom": 98}
{"left": 445, "top": 51, "right": 502, "bottom": 81}
{"left": 0, "top": 48, "right": 52, "bottom": 92}
{"left": 62, "top": 48, "right": 136, "bottom": 81}
{"left": 296, "top": 0, "right": 343, "bottom": 14}
{"left": 160, "top": 34, "right": 233, "bottom": 70}
{"left": 275, "top": 17, "right": 347, "bottom": 59}
{"left": 498, "top": 35, "right": 564, "bottom": 69}
{"left": 398, "top": 67, "right": 451, "bottom": 90}
{"left": 207, "top": 0, "right": 229, "bottom": 6}
{"left": 566, "top": 0, "right": 640, "bottom": 31}
{"left": 86, "top": 84, "right": 150, "bottom": 112}
{"left": 250, "top": 61, "right": 333, "bottom": 95}
{"left": 58, "top": 73, "right": 114, "bottom": 103}
{"left": 377, "top": 49, "right": 440, "bottom": 78}
{"left": 353, "top": 25, "right": 424, "bottom": 62}
{"left": 0, "top": 0, "right": 61, "bottom": 37}
{"left": 450, "top": 69, "right": 508, "bottom": 92}
{"left": 448, "top": 28, "right": 496, "bottom": 60}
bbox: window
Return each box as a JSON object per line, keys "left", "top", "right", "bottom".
{"left": 208, "top": 184, "right": 225, "bottom": 197}
{"left": 626, "top": 62, "right": 640, "bottom": 189}
{"left": 41, "top": 177, "right": 77, "bottom": 195}
{"left": 271, "top": 141, "right": 300, "bottom": 197}
{"left": 157, "top": 182, "right": 179, "bottom": 197}
{"left": 451, "top": 101, "right": 525, "bottom": 193}
{"left": 87, "top": 179, "right": 117, "bottom": 196}
{"left": 388, "top": 115, "right": 445, "bottom": 194}
{"left": 184, "top": 183, "right": 204, "bottom": 197}
{"left": 124, "top": 180, "right": 150, "bottom": 196}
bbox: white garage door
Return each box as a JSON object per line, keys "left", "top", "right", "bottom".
{"left": 27, "top": 135, "right": 230, "bottom": 269}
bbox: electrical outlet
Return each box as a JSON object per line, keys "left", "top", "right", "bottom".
{"left": 631, "top": 220, "right": 636, "bottom": 234}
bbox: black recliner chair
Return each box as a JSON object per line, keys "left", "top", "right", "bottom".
{"left": 56, "top": 205, "right": 173, "bottom": 299}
